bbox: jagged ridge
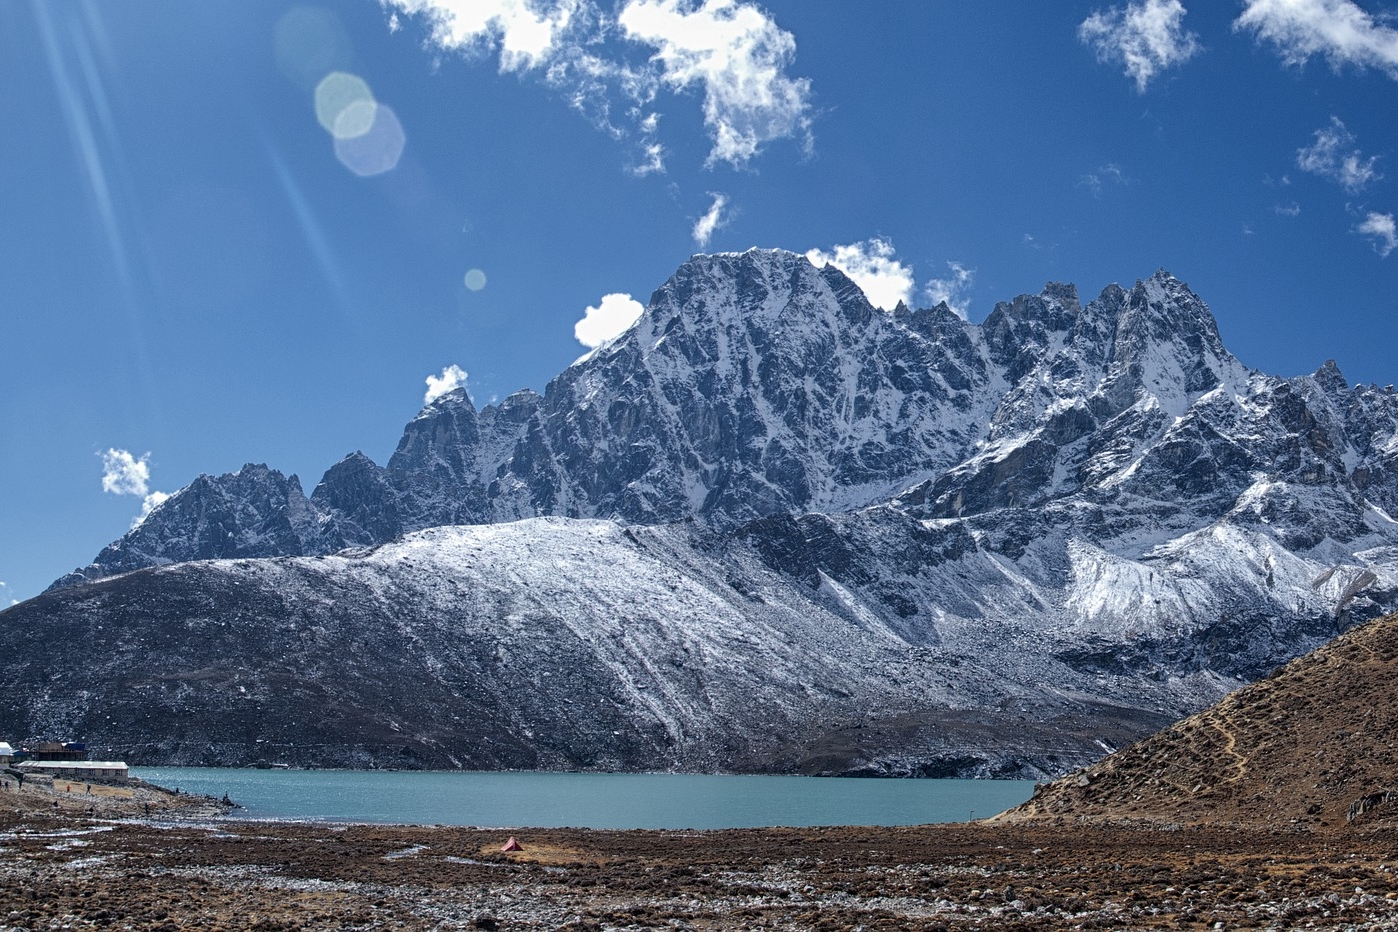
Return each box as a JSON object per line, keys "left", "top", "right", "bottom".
{"left": 15, "top": 248, "right": 1398, "bottom": 774}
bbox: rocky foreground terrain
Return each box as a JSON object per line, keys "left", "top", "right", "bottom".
{"left": 4, "top": 803, "right": 1398, "bottom": 929}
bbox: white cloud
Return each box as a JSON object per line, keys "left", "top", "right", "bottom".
{"left": 380, "top": 0, "right": 582, "bottom": 72}
{"left": 924, "top": 261, "right": 977, "bottom": 320}
{"left": 1358, "top": 211, "right": 1398, "bottom": 256}
{"left": 424, "top": 363, "right": 469, "bottom": 403}
{"left": 804, "top": 238, "right": 915, "bottom": 312}
{"left": 692, "top": 192, "right": 729, "bottom": 246}
{"left": 101, "top": 448, "right": 171, "bottom": 528}
{"left": 384, "top": 0, "right": 812, "bottom": 169}
{"left": 1296, "top": 117, "right": 1380, "bottom": 191}
{"left": 575, "top": 292, "right": 645, "bottom": 347}
{"left": 617, "top": 0, "right": 813, "bottom": 166}
{"left": 1236, "top": 0, "right": 1398, "bottom": 77}
{"left": 1079, "top": 0, "right": 1200, "bottom": 92}
{"left": 101, "top": 448, "right": 150, "bottom": 497}
{"left": 1274, "top": 201, "right": 1302, "bottom": 216}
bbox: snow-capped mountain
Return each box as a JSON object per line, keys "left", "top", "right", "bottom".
{"left": 18, "top": 248, "right": 1398, "bottom": 775}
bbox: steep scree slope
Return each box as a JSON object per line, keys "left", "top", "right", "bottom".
{"left": 997, "top": 611, "right": 1398, "bottom": 829}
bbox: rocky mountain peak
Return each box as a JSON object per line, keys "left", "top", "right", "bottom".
{"left": 47, "top": 462, "right": 327, "bottom": 591}
{"left": 1313, "top": 358, "right": 1349, "bottom": 395}
{"left": 27, "top": 251, "right": 1398, "bottom": 780}
{"left": 48, "top": 251, "right": 1398, "bottom": 621}
{"left": 1119, "top": 270, "right": 1227, "bottom": 352}
{"left": 646, "top": 248, "right": 875, "bottom": 340}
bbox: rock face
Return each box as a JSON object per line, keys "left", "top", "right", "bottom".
{"left": 48, "top": 465, "right": 330, "bottom": 590}
{"left": 997, "top": 611, "right": 1398, "bottom": 829}
{"left": 16, "top": 248, "right": 1398, "bottom": 774}
{"left": 2, "top": 520, "right": 1199, "bottom": 775}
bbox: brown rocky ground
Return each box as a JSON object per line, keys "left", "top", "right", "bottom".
{"left": 6, "top": 807, "right": 1398, "bottom": 930}
{"left": 998, "top": 611, "right": 1398, "bottom": 831}
{"left": 0, "top": 773, "right": 228, "bottom": 821}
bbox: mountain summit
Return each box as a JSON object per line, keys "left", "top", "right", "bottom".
{"left": 15, "top": 249, "right": 1398, "bottom": 775}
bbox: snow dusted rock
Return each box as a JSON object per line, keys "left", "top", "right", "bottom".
{"left": 0, "top": 520, "right": 1212, "bottom": 775}
{"left": 48, "top": 464, "right": 329, "bottom": 590}
{"left": 25, "top": 249, "right": 1398, "bottom": 774}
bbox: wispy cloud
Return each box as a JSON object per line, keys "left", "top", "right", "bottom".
{"left": 1079, "top": 0, "right": 1200, "bottom": 92}
{"left": 381, "top": 0, "right": 813, "bottom": 169}
{"left": 575, "top": 293, "right": 645, "bottom": 348}
{"left": 1080, "top": 162, "right": 1130, "bottom": 197}
{"left": 1296, "top": 117, "right": 1380, "bottom": 192}
{"left": 0, "top": 580, "right": 14, "bottom": 607}
{"left": 424, "top": 364, "right": 468, "bottom": 404}
{"left": 633, "top": 121, "right": 666, "bottom": 175}
{"left": 691, "top": 192, "right": 729, "bottom": 246}
{"left": 805, "top": 238, "right": 915, "bottom": 312}
{"left": 1236, "top": 0, "right": 1398, "bottom": 77}
{"left": 1273, "top": 201, "right": 1302, "bottom": 216}
{"left": 1357, "top": 211, "right": 1397, "bottom": 256}
{"left": 924, "top": 261, "right": 977, "bottom": 320}
{"left": 100, "top": 448, "right": 168, "bottom": 528}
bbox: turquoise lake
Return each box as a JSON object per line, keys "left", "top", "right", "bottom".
{"left": 130, "top": 768, "right": 1036, "bottom": 830}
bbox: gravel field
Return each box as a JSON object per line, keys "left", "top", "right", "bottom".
{"left": 6, "top": 796, "right": 1398, "bottom": 930}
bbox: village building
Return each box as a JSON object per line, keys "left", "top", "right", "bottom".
{"left": 26, "top": 741, "right": 86, "bottom": 761}
{"left": 16, "top": 759, "right": 129, "bottom": 783}
{"left": 0, "top": 742, "right": 14, "bottom": 765}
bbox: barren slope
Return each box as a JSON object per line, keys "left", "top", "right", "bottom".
{"left": 999, "top": 611, "right": 1398, "bottom": 829}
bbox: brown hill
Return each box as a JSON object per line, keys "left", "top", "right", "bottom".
{"left": 997, "top": 611, "right": 1398, "bottom": 831}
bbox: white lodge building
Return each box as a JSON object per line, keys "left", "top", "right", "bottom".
{"left": 17, "top": 760, "right": 130, "bottom": 782}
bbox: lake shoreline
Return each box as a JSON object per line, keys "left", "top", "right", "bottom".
{"left": 128, "top": 767, "right": 1035, "bottom": 829}
{"left": 0, "top": 770, "right": 232, "bottom": 821}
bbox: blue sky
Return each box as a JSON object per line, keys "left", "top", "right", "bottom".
{"left": 2, "top": 0, "right": 1397, "bottom": 604}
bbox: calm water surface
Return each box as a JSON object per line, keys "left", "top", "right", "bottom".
{"left": 131, "top": 768, "right": 1034, "bottom": 830}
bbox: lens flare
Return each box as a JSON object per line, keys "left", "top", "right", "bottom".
{"left": 274, "top": 6, "right": 352, "bottom": 91}
{"left": 314, "top": 72, "right": 374, "bottom": 138}
{"left": 332, "top": 98, "right": 378, "bottom": 140}
{"left": 464, "top": 269, "right": 487, "bottom": 291}
{"left": 333, "top": 104, "right": 405, "bottom": 176}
